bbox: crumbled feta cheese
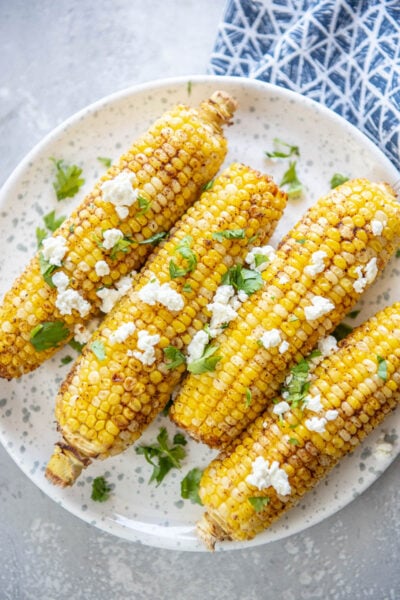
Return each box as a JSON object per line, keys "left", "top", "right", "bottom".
{"left": 55, "top": 288, "right": 91, "bottom": 317}
{"left": 41, "top": 236, "right": 68, "bottom": 266}
{"left": 279, "top": 340, "right": 289, "bottom": 354}
{"left": 109, "top": 322, "right": 136, "bottom": 344}
{"left": 130, "top": 330, "right": 160, "bottom": 365}
{"left": 304, "top": 393, "right": 323, "bottom": 413}
{"left": 100, "top": 171, "right": 138, "bottom": 219}
{"left": 304, "top": 251, "right": 327, "bottom": 278}
{"left": 102, "top": 228, "right": 124, "bottom": 250}
{"left": 260, "top": 328, "right": 281, "bottom": 349}
{"left": 246, "top": 457, "right": 291, "bottom": 496}
{"left": 207, "top": 284, "right": 239, "bottom": 336}
{"left": 237, "top": 290, "right": 249, "bottom": 303}
{"left": 325, "top": 409, "right": 339, "bottom": 421}
{"left": 304, "top": 416, "right": 327, "bottom": 433}
{"left": 318, "top": 335, "right": 338, "bottom": 358}
{"left": 245, "top": 245, "right": 276, "bottom": 272}
{"left": 186, "top": 330, "right": 209, "bottom": 363}
{"left": 353, "top": 258, "right": 378, "bottom": 293}
{"left": 371, "top": 220, "right": 384, "bottom": 235}
{"left": 304, "top": 296, "right": 335, "bottom": 321}
{"left": 52, "top": 271, "right": 69, "bottom": 290}
{"left": 278, "top": 273, "right": 290, "bottom": 285}
{"left": 138, "top": 277, "right": 184, "bottom": 312}
{"left": 273, "top": 401, "right": 290, "bottom": 416}
{"left": 95, "top": 260, "right": 110, "bottom": 277}
{"left": 96, "top": 275, "right": 133, "bottom": 313}
{"left": 73, "top": 323, "right": 92, "bottom": 345}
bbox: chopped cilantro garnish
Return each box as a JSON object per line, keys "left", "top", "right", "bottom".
{"left": 221, "top": 264, "right": 263, "bottom": 296}
{"left": 187, "top": 343, "right": 222, "bottom": 374}
{"left": 138, "top": 231, "right": 167, "bottom": 246}
{"left": 332, "top": 322, "right": 353, "bottom": 341}
{"left": 163, "top": 346, "right": 186, "bottom": 370}
{"left": 69, "top": 339, "right": 85, "bottom": 353}
{"left": 288, "top": 437, "right": 299, "bottom": 445}
{"left": 295, "top": 238, "right": 306, "bottom": 244}
{"left": 202, "top": 179, "right": 214, "bottom": 191}
{"left": 396, "top": 249, "right": 400, "bottom": 258}
{"left": 347, "top": 310, "right": 360, "bottom": 319}
{"left": 36, "top": 227, "right": 48, "bottom": 248}
{"left": 330, "top": 173, "right": 349, "bottom": 189}
{"left": 91, "top": 340, "right": 106, "bottom": 361}
{"left": 161, "top": 397, "right": 174, "bottom": 416}
{"left": 281, "top": 359, "right": 311, "bottom": 409}
{"left": 97, "top": 156, "right": 112, "bottom": 168}
{"left": 30, "top": 321, "right": 70, "bottom": 351}
{"left": 110, "top": 236, "right": 133, "bottom": 260}
{"left": 181, "top": 468, "right": 203, "bottom": 505}
{"left": 169, "top": 235, "right": 197, "bottom": 279}
{"left": 245, "top": 387, "right": 252, "bottom": 407}
{"left": 212, "top": 229, "right": 246, "bottom": 242}
{"left": 377, "top": 355, "right": 387, "bottom": 381}
{"left": 50, "top": 158, "right": 85, "bottom": 201}
{"left": 248, "top": 496, "right": 270, "bottom": 512}
{"left": 265, "top": 138, "right": 300, "bottom": 159}
{"left": 60, "top": 355, "right": 74, "bottom": 366}
{"left": 44, "top": 210, "right": 66, "bottom": 232}
{"left": 280, "top": 161, "right": 303, "bottom": 198}
{"left": 254, "top": 254, "right": 269, "bottom": 268}
{"left": 182, "top": 283, "right": 193, "bottom": 293}
{"left": 137, "top": 195, "right": 151, "bottom": 216}
{"left": 91, "top": 476, "right": 112, "bottom": 502}
{"left": 135, "top": 427, "right": 187, "bottom": 486}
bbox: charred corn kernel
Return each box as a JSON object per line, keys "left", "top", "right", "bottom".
{"left": 197, "top": 303, "right": 400, "bottom": 548}
{"left": 0, "top": 91, "right": 236, "bottom": 380}
{"left": 45, "top": 163, "right": 287, "bottom": 486}
{"left": 170, "top": 179, "right": 400, "bottom": 448}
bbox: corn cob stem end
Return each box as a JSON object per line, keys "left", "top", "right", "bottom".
{"left": 196, "top": 513, "right": 232, "bottom": 551}
{"left": 45, "top": 443, "right": 91, "bottom": 487}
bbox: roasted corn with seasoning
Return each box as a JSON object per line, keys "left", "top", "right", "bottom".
{"left": 170, "top": 179, "right": 400, "bottom": 447}
{"left": 0, "top": 91, "right": 236, "bottom": 379}
{"left": 197, "top": 302, "right": 400, "bottom": 548}
{"left": 45, "top": 162, "right": 288, "bottom": 486}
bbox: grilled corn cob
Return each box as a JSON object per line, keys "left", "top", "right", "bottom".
{"left": 197, "top": 302, "right": 400, "bottom": 548}
{"left": 0, "top": 91, "right": 236, "bottom": 379}
{"left": 45, "top": 162, "right": 288, "bottom": 486}
{"left": 171, "top": 179, "right": 400, "bottom": 447}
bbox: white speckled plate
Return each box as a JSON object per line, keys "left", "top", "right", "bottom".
{"left": 0, "top": 75, "right": 399, "bottom": 552}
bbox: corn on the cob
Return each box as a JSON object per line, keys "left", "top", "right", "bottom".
{"left": 0, "top": 91, "right": 236, "bottom": 380}
{"left": 45, "top": 163, "right": 288, "bottom": 486}
{"left": 170, "top": 179, "right": 400, "bottom": 447}
{"left": 197, "top": 302, "right": 400, "bottom": 548}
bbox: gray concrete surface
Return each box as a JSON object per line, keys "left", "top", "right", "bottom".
{"left": 0, "top": 1, "right": 399, "bottom": 598}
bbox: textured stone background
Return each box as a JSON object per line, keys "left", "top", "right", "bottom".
{"left": 0, "top": 1, "right": 399, "bottom": 598}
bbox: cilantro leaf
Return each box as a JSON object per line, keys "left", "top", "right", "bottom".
{"left": 135, "top": 427, "right": 187, "bottom": 486}
{"left": 50, "top": 158, "right": 85, "bottom": 201}
{"left": 169, "top": 235, "right": 197, "bottom": 279}
{"left": 91, "top": 340, "right": 106, "bottom": 361}
{"left": 43, "top": 210, "right": 66, "bottom": 232}
{"left": 280, "top": 161, "right": 303, "bottom": 198}
{"left": 110, "top": 236, "right": 133, "bottom": 260}
{"left": 36, "top": 227, "right": 48, "bottom": 248}
{"left": 137, "top": 195, "right": 151, "bottom": 215}
{"left": 245, "top": 387, "right": 252, "bottom": 407}
{"left": 332, "top": 322, "right": 353, "bottom": 341}
{"left": 187, "top": 343, "right": 222, "bottom": 374}
{"left": 60, "top": 355, "right": 74, "bottom": 366}
{"left": 163, "top": 346, "right": 186, "bottom": 370}
{"left": 248, "top": 496, "right": 270, "bottom": 512}
{"left": 265, "top": 138, "right": 299, "bottom": 159}
{"left": 221, "top": 264, "right": 263, "bottom": 296}
{"left": 30, "top": 321, "right": 70, "bottom": 351}
{"left": 38, "top": 252, "right": 59, "bottom": 287}
{"left": 97, "top": 156, "right": 112, "bottom": 168}
{"left": 181, "top": 468, "right": 203, "bottom": 505}
{"left": 347, "top": 310, "right": 360, "bottom": 319}
{"left": 330, "top": 173, "right": 349, "bottom": 189}
{"left": 377, "top": 355, "right": 387, "bottom": 381}
{"left": 202, "top": 179, "right": 214, "bottom": 191}
{"left": 69, "top": 339, "right": 85, "bottom": 353}
{"left": 396, "top": 249, "right": 400, "bottom": 258}
{"left": 91, "top": 476, "right": 112, "bottom": 502}
{"left": 212, "top": 229, "right": 246, "bottom": 242}
{"left": 138, "top": 231, "right": 168, "bottom": 246}
{"left": 182, "top": 283, "right": 193, "bottom": 293}
{"left": 161, "top": 397, "right": 174, "bottom": 416}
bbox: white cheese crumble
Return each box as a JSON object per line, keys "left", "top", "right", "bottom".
{"left": 129, "top": 330, "right": 160, "bottom": 366}
{"left": 304, "top": 416, "right": 327, "bottom": 433}
{"left": 102, "top": 228, "right": 124, "bottom": 250}
{"left": 279, "top": 340, "right": 289, "bottom": 354}
{"left": 246, "top": 457, "right": 291, "bottom": 496}
{"left": 304, "top": 251, "right": 327, "bottom": 278}
{"left": 186, "top": 330, "right": 209, "bottom": 363}
{"left": 41, "top": 236, "right": 68, "bottom": 266}
{"left": 109, "top": 322, "right": 136, "bottom": 344}
{"left": 100, "top": 171, "right": 139, "bottom": 220}
{"left": 318, "top": 335, "right": 339, "bottom": 358}
{"left": 304, "top": 296, "right": 335, "bottom": 321}
{"left": 353, "top": 258, "right": 378, "bottom": 293}
{"left": 272, "top": 401, "right": 290, "bottom": 416}
{"left": 304, "top": 393, "right": 323, "bottom": 413}
{"left": 325, "top": 409, "right": 339, "bottom": 421}
{"left": 260, "top": 328, "right": 281, "bottom": 349}
{"left": 137, "top": 277, "right": 184, "bottom": 312}
{"left": 371, "top": 220, "right": 384, "bottom": 235}
{"left": 52, "top": 271, "right": 91, "bottom": 318}
{"left": 207, "top": 284, "right": 239, "bottom": 336}
{"left": 96, "top": 275, "right": 133, "bottom": 313}
{"left": 73, "top": 324, "right": 92, "bottom": 345}
{"left": 95, "top": 260, "right": 110, "bottom": 277}
{"left": 245, "top": 245, "right": 276, "bottom": 272}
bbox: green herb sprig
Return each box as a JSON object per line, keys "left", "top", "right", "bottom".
{"left": 51, "top": 158, "right": 85, "bottom": 201}
{"left": 181, "top": 468, "right": 203, "bottom": 505}
{"left": 30, "top": 321, "right": 70, "bottom": 351}
{"left": 91, "top": 476, "right": 112, "bottom": 502}
{"left": 135, "top": 427, "right": 187, "bottom": 486}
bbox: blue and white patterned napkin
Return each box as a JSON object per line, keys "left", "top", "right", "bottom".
{"left": 210, "top": 0, "right": 400, "bottom": 172}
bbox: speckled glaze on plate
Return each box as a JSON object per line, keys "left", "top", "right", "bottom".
{"left": 0, "top": 75, "right": 399, "bottom": 552}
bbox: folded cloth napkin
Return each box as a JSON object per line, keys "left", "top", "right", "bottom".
{"left": 210, "top": 0, "right": 400, "bottom": 172}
